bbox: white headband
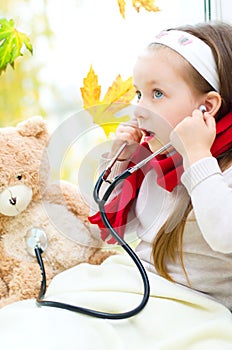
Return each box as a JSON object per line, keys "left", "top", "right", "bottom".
{"left": 152, "top": 30, "right": 219, "bottom": 92}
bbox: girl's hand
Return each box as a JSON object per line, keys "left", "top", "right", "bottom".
{"left": 110, "top": 119, "right": 143, "bottom": 160}
{"left": 170, "top": 109, "right": 216, "bottom": 169}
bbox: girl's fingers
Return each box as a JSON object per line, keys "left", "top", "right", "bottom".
{"left": 203, "top": 112, "right": 216, "bottom": 131}
{"left": 117, "top": 120, "right": 143, "bottom": 143}
{"left": 192, "top": 108, "right": 205, "bottom": 120}
{"left": 192, "top": 109, "right": 216, "bottom": 132}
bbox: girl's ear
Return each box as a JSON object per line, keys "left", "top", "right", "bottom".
{"left": 204, "top": 91, "right": 222, "bottom": 116}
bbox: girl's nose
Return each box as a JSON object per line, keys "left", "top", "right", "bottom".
{"left": 134, "top": 105, "right": 150, "bottom": 121}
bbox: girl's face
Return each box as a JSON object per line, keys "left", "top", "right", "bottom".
{"left": 133, "top": 47, "right": 205, "bottom": 151}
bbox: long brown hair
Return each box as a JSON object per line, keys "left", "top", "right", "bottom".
{"left": 151, "top": 22, "right": 232, "bottom": 282}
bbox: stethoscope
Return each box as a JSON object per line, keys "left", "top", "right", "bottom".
{"left": 33, "top": 141, "right": 172, "bottom": 319}
{"left": 33, "top": 105, "right": 207, "bottom": 318}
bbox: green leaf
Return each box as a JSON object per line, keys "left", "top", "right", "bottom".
{"left": 0, "top": 18, "right": 33, "bottom": 75}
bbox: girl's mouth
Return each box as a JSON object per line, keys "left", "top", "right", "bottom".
{"left": 140, "top": 129, "right": 155, "bottom": 142}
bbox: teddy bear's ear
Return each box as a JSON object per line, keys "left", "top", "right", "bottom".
{"left": 17, "top": 116, "right": 49, "bottom": 145}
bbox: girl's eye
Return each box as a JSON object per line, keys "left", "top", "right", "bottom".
{"left": 136, "top": 90, "right": 142, "bottom": 101}
{"left": 153, "top": 90, "right": 163, "bottom": 99}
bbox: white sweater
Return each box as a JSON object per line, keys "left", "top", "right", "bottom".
{"left": 97, "top": 156, "right": 232, "bottom": 310}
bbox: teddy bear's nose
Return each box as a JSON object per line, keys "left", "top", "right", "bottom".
{"left": 9, "top": 197, "right": 17, "bottom": 206}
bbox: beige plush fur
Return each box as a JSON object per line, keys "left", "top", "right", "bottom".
{"left": 0, "top": 116, "right": 114, "bottom": 307}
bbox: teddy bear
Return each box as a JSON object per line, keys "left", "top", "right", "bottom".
{"left": 0, "top": 116, "right": 115, "bottom": 308}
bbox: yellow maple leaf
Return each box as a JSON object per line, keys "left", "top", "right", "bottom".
{"left": 117, "top": 0, "right": 126, "bottom": 18}
{"left": 102, "top": 75, "right": 135, "bottom": 105}
{"left": 80, "top": 65, "right": 101, "bottom": 109}
{"left": 80, "top": 66, "right": 136, "bottom": 137}
{"left": 132, "top": 0, "right": 160, "bottom": 13}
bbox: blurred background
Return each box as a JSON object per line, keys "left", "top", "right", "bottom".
{"left": 1, "top": 0, "right": 231, "bottom": 196}
{"left": 1, "top": 0, "right": 231, "bottom": 126}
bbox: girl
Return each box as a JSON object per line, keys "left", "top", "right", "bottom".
{"left": 0, "top": 22, "right": 232, "bottom": 350}
{"left": 90, "top": 21, "right": 232, "bottom": 310}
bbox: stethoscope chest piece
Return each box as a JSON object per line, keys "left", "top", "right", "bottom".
{"left": 25, "top": 227, "right": 47, "bottom": 256}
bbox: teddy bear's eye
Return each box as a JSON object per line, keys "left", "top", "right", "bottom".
{"left": 16, "top": 174, "right": 22, "bottom": 180}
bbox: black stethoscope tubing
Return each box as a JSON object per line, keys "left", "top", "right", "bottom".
{"left": 35, "top": 142, "right": 173, "bottom": 319}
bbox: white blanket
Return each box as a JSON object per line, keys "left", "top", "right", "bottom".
{"left": 0, "top": 254, "right": 232, "bottom": 350}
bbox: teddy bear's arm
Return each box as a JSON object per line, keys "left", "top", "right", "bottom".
{"left": 43, "top": 181, "right": 90, "bottom": 225}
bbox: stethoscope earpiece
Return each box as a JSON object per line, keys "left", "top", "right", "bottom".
{"left": 199, "top": 105, "right": 207, "bottom": 112}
